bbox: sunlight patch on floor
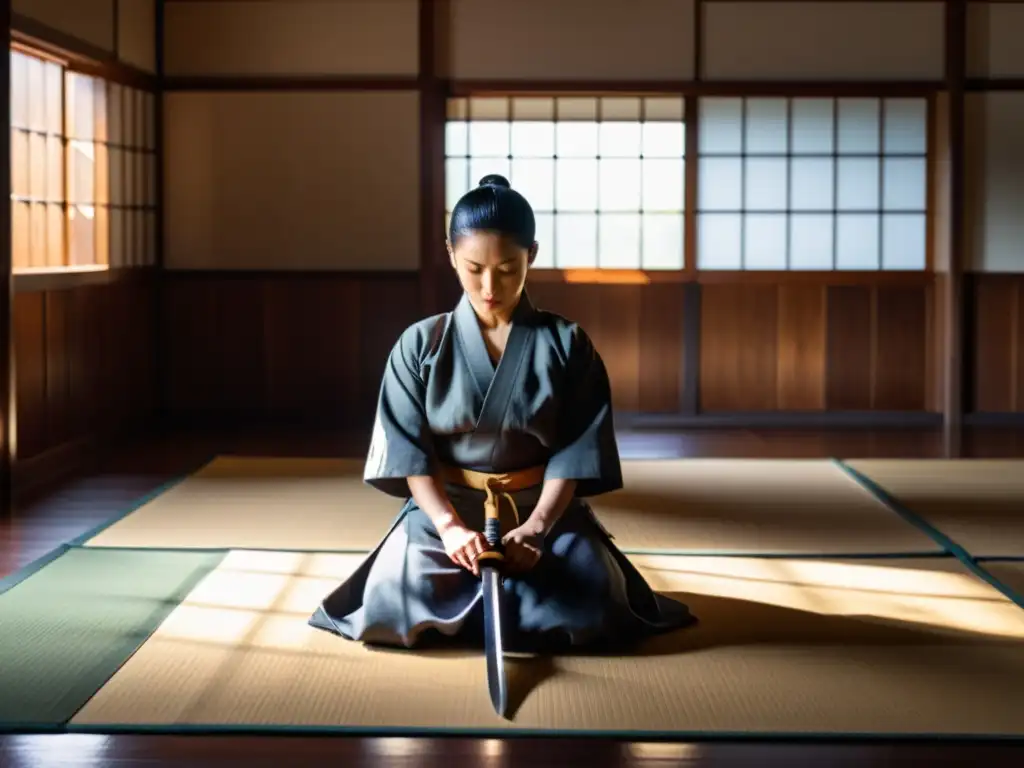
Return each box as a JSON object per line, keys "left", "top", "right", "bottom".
{"left": 634, "top": 554, "right": 1024, "bottom": 640}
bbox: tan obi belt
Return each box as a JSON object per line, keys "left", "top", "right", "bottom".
{"left": 438, "top": 464, "right": 546, "bottom": 530}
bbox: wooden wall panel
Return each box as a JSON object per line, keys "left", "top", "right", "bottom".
{"left": 263, "top": 279, "right": 363, "bottom": 414}
{"left": 12, "top": 274, "right": 156, "bottom": 470}
{"left": 1017, "top": 282, "right": 1024, "bottom": 413}
{"left": 163, "top": 277, "right": 686, "bottom": 423}
{"left": 164, "top": 0, "right": 419, "bottom": 77}
{"left": 925, "top": 273, "right": 947, "bottom": 413}
{"left": 66, "top": 287, "right": 104, "bottom": 438}
{"left": 163, "top": 276, "right": 267, "bottom": 415}
{"left": 444, "top": 0, "right": 695, "bottom": 81}
{"left": 13, "top": 293, "right": 47, "bottom": 460}
{"left": 44, "top": 290, "right": 72, "bottom": 448}
{"left": 12, "top": 0, "right": 116, "bottom": 52}
{"left": 525, "top": 281, "right": 685, "bottom": 415}
{"left": 967, "top": 1, "right": 1024, "bottom": 78}
{"left": 587, "top": 285, "right": 643, "bottom": 414}
{"left": 165, "top": 275, "right": 943, "bottom": 423}
{"left": 875, "top": 286, "right": 928, "bottom": 410}
{"left": 700, "top": 284, "right": 779, "bottom": 411}
{"left": 971, "top": 273, "right": 1024, "bottom": 412}
{"left": 825, "top": 286, "right": 873, "bottom": 410}
{"left": 698, "top": 280, "right": 930, "bottom": 413}
{"left": 163, "top": 91, "right": 421, "bottom": 272}
{"left": 702, "top": 1, "right": 945, "bottom": 81}
{"left": 965, "top": 93, "right": 1024, "bottom": 273}
{"left": 637, "top": 284, "right": 685, "bottom": 414}
{"left": 118, "top": 0, "right": 157, "bottom": 73}
{"left": 162, "top": 273, "right": 422, "bottom": 427}
{"left": 776, "top": 284, "right": 826, "bottom": 410}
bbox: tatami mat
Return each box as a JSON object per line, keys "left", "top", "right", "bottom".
{"left": 70, "top": 550, "right": 1024, "bottom": 737}
{"left": 82, "top": 457, "right": 942, "bottom": 556}
{"left": 846, "top": 459, "right": 1024, "bottom": 558}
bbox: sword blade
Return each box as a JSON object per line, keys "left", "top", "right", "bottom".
{"left": 481, "top": 564, "right": 508, "bottom": 717}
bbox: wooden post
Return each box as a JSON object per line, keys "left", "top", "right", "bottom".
{"left": 944, "top": 0, "right": 967, "bottom": 457}
{"left": 419, "top": 0, "right": 447, "bottom": 318}
{"left": 0, "top": 0, "right": 13, "bottom": 517}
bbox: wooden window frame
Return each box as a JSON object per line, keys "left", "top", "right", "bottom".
{"left": 10, "top": 44, "right": 76, "bottom": 274}
{"left": 694, "top": 95, "right": 932, "bottom": 274}
{"left": 446, "top": 86, "right": 936, "bottom": 287}
{"left": 10, "top": 41, "right": 159, "bottom": 292}
{"left": 444, "top": 92, "right": 688, "bottom": 279}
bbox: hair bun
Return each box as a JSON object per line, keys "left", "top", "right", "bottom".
{"left": 478, "top": 174, "right": 511, "bottom": 189}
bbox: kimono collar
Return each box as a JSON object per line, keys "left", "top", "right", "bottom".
{"left": 454, "top": 290, "right": 538, "bottom": 331}
{"left": 453, "top": 290, "right": 538, "bottom": 403}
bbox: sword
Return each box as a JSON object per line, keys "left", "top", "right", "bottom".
{"left": 477, "top": 491, "right": 509, "bottom": 718}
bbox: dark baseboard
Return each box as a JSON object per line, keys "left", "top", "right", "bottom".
{"left": 963, "top": 412, "right": 1024, "bottom": 427}
{"left": 159, "top": 408, "right": 1024, "bottom": 436}
{"left": 158, "top": 410, "right": 373, "bottom": 435}
{"left": 13, "top": 436, "right": 103, "bottom": 503}
{"left": 11, "top": 424, "right": 153, "bottom": 504}
{"left": 167, "top": 408, "right": 945, "bottom": 433}
{"left": 614, "top": 411, "right": 944, "bottom": 430}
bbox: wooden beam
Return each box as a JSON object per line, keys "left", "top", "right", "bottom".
{"left": 967, "top": 78, "right": 1024, "bottom": 91}
{"left": 163, "top": 75, "right": 422, "bottom": 92}
{"left": 446, "top": 80, "right": 940, "bottom": 98}
{"left": 0, "top": 0, "right": 12, "bottom": 518}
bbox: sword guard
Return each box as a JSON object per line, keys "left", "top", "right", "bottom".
{"left": 478, "top": 548, "right": 504, "bottom": 581}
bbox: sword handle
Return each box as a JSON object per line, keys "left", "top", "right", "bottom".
{"left": 483, "top": 494, "right": 503, "bottom": 550}
{"left": 484, "top": 518, "right": 501, "bottom": 548}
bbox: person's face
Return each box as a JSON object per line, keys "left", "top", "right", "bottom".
{"left": 448, "top": 231, "right": 538, "bottom": 315}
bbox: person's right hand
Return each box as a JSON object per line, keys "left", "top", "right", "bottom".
{"left": 440, "top": 524, "right": 490, "bottom": 576}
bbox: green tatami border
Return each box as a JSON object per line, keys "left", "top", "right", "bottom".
{"left": 834, "top": 459, "right": 1024, "bottom": 610}
{"left": 44, "top": 723, "right": 1024, "bottom": 744}
{"left": 0, "top": 544, "right": 74, "bottom": 598}
{"left": 0, "top": 546, "right": 227, "bottom": 732}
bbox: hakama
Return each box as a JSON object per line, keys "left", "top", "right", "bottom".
{"left": 309, "top": 291, "right": 695, "bottom": 651}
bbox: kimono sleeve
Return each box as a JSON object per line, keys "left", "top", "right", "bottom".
{"left": 363, "top": 327, "right": 436, "bottom": 498}
{"left": 543, "top": 324, "right": 623, "bottom": 497}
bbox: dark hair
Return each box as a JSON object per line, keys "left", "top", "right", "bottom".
{"left": 448, "top": 174, "right": 536, "bottom": 250}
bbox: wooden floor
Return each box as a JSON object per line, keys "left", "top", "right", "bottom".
{"left": 3, "top": 425, "right": 1024, "bottom": 767}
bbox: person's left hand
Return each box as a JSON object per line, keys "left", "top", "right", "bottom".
{"left": 501, "top": 523, "right": 544, "bottom": 573}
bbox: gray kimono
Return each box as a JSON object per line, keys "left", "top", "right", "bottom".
{"left": 308, "top": 291, "right": 695, "bottom": 651}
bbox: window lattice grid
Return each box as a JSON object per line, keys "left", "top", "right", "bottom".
{"left": 696, "top": 96, "right": 929, "bottom": 271}
{"left": 445, "top": 95, "right": 687, "bottom": 271}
